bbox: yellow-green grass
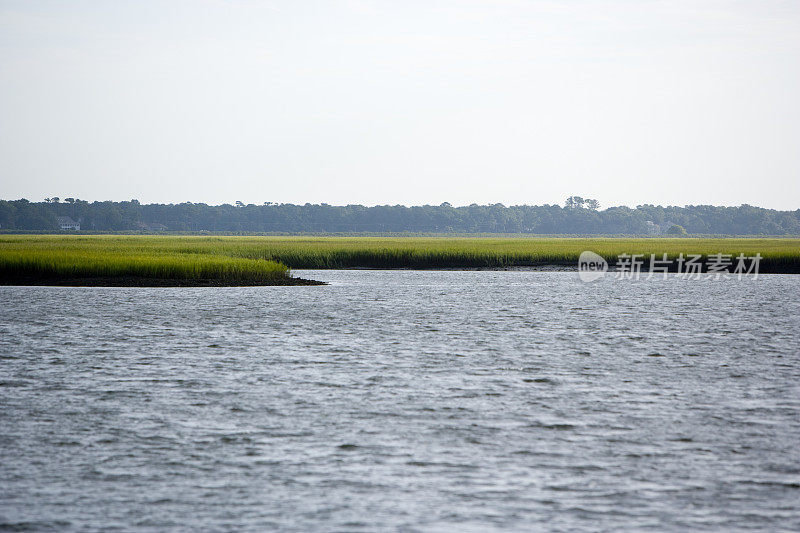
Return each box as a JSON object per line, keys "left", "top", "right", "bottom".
{"left": 0, "top": 236, "right": 294, "bottom": 285}
{"left": 1, "top": 236, "right": 799, "bottom": 275}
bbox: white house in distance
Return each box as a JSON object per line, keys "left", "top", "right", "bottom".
{"left": 56, "top": 216, "right": 80, "bottom": 231}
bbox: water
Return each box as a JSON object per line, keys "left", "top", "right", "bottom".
{"left": 1, "top": 270, "right": 799, "bottom": 532}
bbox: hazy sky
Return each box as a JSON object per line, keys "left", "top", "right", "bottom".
{"left": 1, "top": 1, "right": 799, "bottom": 209}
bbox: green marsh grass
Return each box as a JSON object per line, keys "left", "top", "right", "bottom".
{"left": 1, "top": 236, "right": 798, "bottom": 278}
{"left": 0, "top": 236, "right": 291, "bottom": 284}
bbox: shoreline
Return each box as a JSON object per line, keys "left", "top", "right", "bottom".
{"left": 0, "top": 275, "right": 325, "bottom": 287}
{"left": 3, "top": 263, "right": 799, "bottom": 286}
{"left": 337, "top": 264, "right": 579, "bottom": 272}
{"left": 3, "top": 264, "right": 799, "bottom": 286}
{"left": 304, "top": 262, "right": 800, "bottom": 274}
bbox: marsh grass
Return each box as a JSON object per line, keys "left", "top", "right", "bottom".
{"left": 1, "top": 236, "right": 798, "bottom": 277}
{"left": 0, "top": 236, "right": 291, "bottom": 284}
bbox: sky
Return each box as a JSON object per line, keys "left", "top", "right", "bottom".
{"left": 1, "top": 0, "right": 799, "bottom": 209}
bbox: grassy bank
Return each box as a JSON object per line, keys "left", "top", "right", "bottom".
{"left": 0, "top": 236, "right": 322, "bottom": 286}
{"left": 1, "top": 236, "right": 799, "bottom": 278}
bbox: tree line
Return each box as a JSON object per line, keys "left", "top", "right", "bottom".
{"left": 1, "top": 198, "right": 798, "bottom": 235}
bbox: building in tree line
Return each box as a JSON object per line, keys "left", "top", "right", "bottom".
{"left": 56, "top": 216, "right": 80, "bottom": 231}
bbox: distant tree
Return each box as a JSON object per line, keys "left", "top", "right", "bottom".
{"left": 666, "top": 224, "right": 688, "bottom": 235}
{"left": 235, "top": 201, "right": 245, "bottom": 207}
{"left": 586, "top": 199, "right": 600, "bottom": 210}
{"left": 64, "top": 198, "right": 75, "bottom": 204}
{"left": 51, "top": 197, "right": 59, "bottom": 203}
{"left": 565, "top": 196, "right": 585, "bottom": 209}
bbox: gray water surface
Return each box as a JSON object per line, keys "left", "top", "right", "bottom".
{"left": 1, "top": 270, "right": 799, "bottom": 531}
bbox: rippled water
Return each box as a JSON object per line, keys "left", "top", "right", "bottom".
{"left": 1, "top": 270, "right": 799, "bottom": 531}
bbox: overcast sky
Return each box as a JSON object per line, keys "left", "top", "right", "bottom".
{"left": 1, "top": 0, "right": 799, "bottom": 209}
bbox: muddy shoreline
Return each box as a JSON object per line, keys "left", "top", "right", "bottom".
{"left": 0, "top": 275, "right": 325, "bottom": 287}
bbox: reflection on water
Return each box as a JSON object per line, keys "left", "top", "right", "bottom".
{"left": 1, "top": 271, "right": 799, "bottom": 531}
